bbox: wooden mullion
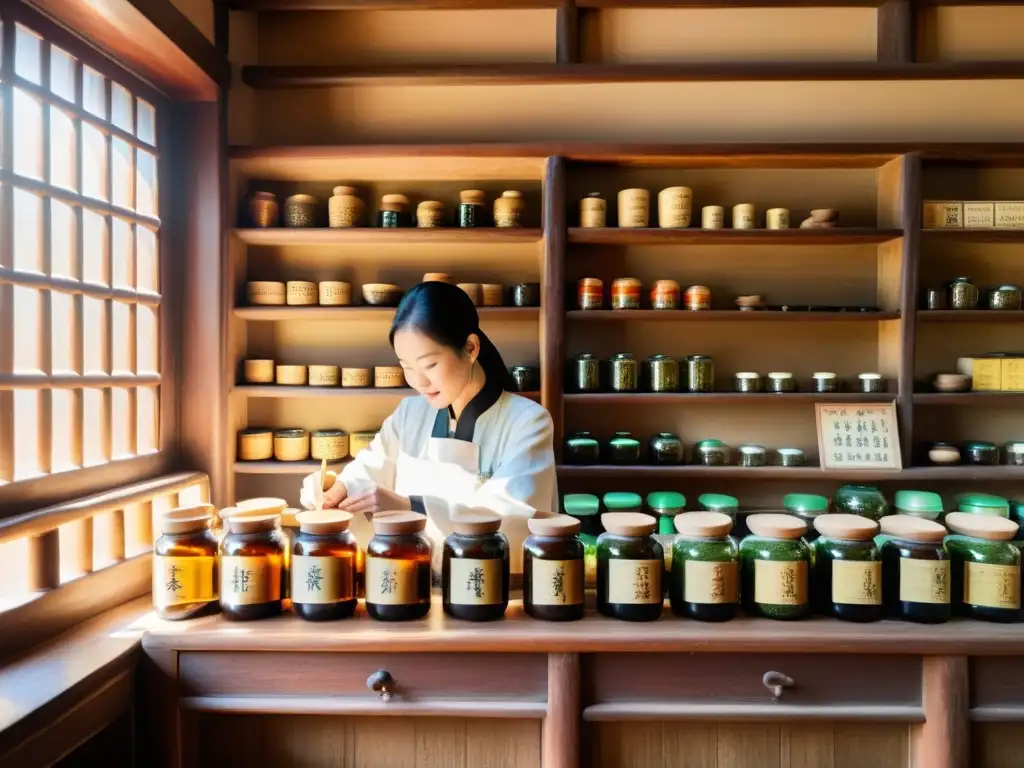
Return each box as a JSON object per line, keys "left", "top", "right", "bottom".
{"left": 38, "top": 38, "right": 53, "bottom": 477}
{"left": 0, "top": 19, "right": 14, "bottom": 484}
{"left": 556, "top": 1, "right": 579, "bottom": 65}
{"left": 542, "top": 156, "right": 565, "bottom": 463}
{"left": 103, "top": 75, "right": 113, "bottom": 464}
{"left": 897, "top": 152, "right": 921, "bottom": 464}
{"left": 877, "top": 0, "right": 914, "bottom": 63}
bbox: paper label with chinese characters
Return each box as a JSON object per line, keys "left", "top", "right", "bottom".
{"left": 365, "top": 557, "right": 420, "bottom": 605}
{"left": 816, "top": 404, "right": 902, "bottom": 470}
{"left": 607, "top": 559, "right": 662, "bottom": 605}
{"left": 684, "top": 560, "right": 738, "bottom": 604}
{"left": 290, "top": 555, "right": 354, "bottom": 604}
{"left": 965, "top": 562, "right": 1021, "bottom": 610}
{"left": 832, "top": 560, "right": 882, "bottom": 606}
{"left": 153, "top": 556, "right": 216, "bottom": 607}
{"left": 900, "top": 559, "right": 950, "bottom": 604}
{"left": 754, "top": 560, "right": 807, "bottom": 606}
{"left": 220, "top": 556, "right": 281, "bottom": 606}
{"left": 531, "top": 558, "right": 583, "bottom": 606}
{"left": 448, "top": 558, "right": 503, "bottom": 606}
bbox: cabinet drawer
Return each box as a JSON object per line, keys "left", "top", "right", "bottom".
{"left": 972, "top": 657, "right": 1024, "bottom": 720}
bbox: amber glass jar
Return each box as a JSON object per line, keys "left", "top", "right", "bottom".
{"left": 811, "top": 514, "right": 883, "bottom": 622}
{"left": 291, "top": 510, "right": 358, "bottom": 621}
{"left": 219, "top": 513, "right": 286, "bottom": 621}
{"left": 232, "top": 497, "right": 289, "bottom": 589}
{"left": 669, "top": 512, "right": 739, "bottom": 622}
{"left": 442, "top": 511, "right": 510, "bottom": 622}
{"left": 365, "top": 512, "right": 432, "bottom": 621}
{"left": 153, "top": 504, "right": 219, "bottom": 621}
{"left": 879, "top": 515, "right": 950, "bottom": 624}
{"left": 523, "top": 515, "right": 585, "bottom": 622}
{"left": 945, "top": 512, "right": 1021, "bottom": 623}
{"left": 597, "top": 512, "right": 664, "bottom": 622}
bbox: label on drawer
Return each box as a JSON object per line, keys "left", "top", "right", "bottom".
{"left": 684, "top": 560, "right": 738, "bottom": 604}
{"left": 832, "top": 560, "right": 882, "bottom": 606}
{"left": 290, "top": 555, "right": 354, "bottom": 604}
{"left": 900, "top": 559, "right": 950, "bottom": 604}
{"left": 220, "top": 556, "right": 281, "bottom": 606}
{"left": 153, "top": 556, "right": 216, "bottom": 607}
{"left": 965, "top": 562, "right": 1021, "bottom": 610}
{"left": 448, "top": 558, "right": 503, "bottom": 605}
{"left": 531, "top": 558, "right": 583, "bottom": 606}
{"left": 365, "top": 556, "right": 421, "bottom": 605}
{"left": 607, "top": 559, "right": 662, "bottom": 605}
{"left": 754, "top": 560, "right": 807, "bottom": 606}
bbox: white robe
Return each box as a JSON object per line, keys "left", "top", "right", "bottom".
{"left": 338, "top": 389, "right": 558, "bottom": 573}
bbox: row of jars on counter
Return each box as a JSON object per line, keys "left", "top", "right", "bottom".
{"left": 924, "top": 278, "right": 1022, "bottom": 311}
{"left": 566, "top": 432, "right": 813, "bottom": 467}
{"left": 249, "top": 188, "right": 527, "bottom": 229}
{"left": 571, "top": 353, "right": 887, "bottom": 394}
{"left": 240, "top": 360, "right": 540, "bottom": 392}
{"left": 246, "top": 279, "right": 540, "bottom": 308}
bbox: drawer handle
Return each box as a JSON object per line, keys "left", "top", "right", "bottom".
{"left": 367, "top": 670, "right": 395, "bottom": 703}
{"left": 762, "top": 671, "right": 794, "bottom": 701}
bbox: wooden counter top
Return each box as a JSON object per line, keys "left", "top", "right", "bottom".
{"left": 140, "top": 598, "right": 1024, "bottom": 656}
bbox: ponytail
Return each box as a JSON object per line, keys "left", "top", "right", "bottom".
{"left": 475, "top": 328, "right": 518, "bottom": 392}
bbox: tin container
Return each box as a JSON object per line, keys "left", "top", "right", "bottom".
{"left": 697, "top": 441, "right": 730, "bottom": 467}
{"left": 284, "top": 194, "right": 317, "bottom": 228}
{"left": 565, "top": 432, "right": 600, "bottom": 465}
{"left": 966, "top": 441, "right": 1000, "bottom": 466}
{"left": 650, "top": 432, "right": 684, "bottom": 465}
{"left": 812, "top": 372, "right": 839, "bottom": 393}
{"left": 510, "top": 366, "right": 539, "bottom": 392}
{"left": 767, "top": 372, "right": 795, "bottom": 393}
{"left": 766, "top": 208, "right": 790, "bottom": 230}
{"left": 580, "top": 193, "right": 607, "bottom": 228}
{"left": 739, "top": 444, "right": 767, "bottom": 467}
{"left": 512, "top": 282, "right": 540, "bottom": 308}
{"left": 734, "top": 372, "right": 764, "bottom": 393}
{"left": 578, "top": 278, "right": 604, "bottom": 310}
{"left": 925, "top": 287, "right": 948, "bottom": 310}
{"left": 648, "top": 354, "right": 679, "bottom": 393}
{"left": 987, "top": 285, "right": 1022, "bottom": 311}
{"left": 859, "top": 373, "right": 884, "bottom": 393}
{"left": 651, "top": 279, "right": 680, "bottom": 310}
{"left": 379, "top": 194, "right": 411, "bottom": 228}
{"left": 685, "top": 355, "right": 714, "bottom": 393}
{"left": 948, "top": 277, "right": 979, "bottom": 310}
{"left": 249, "top": 191, "right": 278, "bottom": 228}
{"left": 611, "top": 277, "right": 642, "bottom": 310}
{"left": 684, "top": 284, "right": 711, "bottom": 311}
{"left": 777, "top": 448, "right": 806, "bottom": 467}
{"left": 573, "top": 353, "right": 600, "bottom": 392}
{"left": 458, "top": 190, "right": 486, "bottom": 228}
{"left": 609, "top": 353, "right": 638, "bottom": 392}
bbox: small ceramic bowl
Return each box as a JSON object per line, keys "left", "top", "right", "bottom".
{"left": 928, "top": 442, "right": 961, "bottom": 465}
{"left": 362, "top": 283, "right": 403, "bottom": 306}
{"left": 933, "top": 373, "right": 970, "bottom": 393}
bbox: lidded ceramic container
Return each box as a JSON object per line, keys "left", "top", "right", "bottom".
{"left": 249, "top": 191, "right": 278, "bottom": 228}
{"left": 416, "top": 200, "right": 445, "bottom": 228}
{"left": 580, "top": 193, "right": 607, "bottom": 228}
{"left": 657, "top": 186, "right": 693, "bottom": 228}
{"left": 328, "top": 186, "right": 364, "bottom": 228}
{"left": 284, "top": 194, "right": 318, "bottom": 228}
{"left": 493, "top": 191, "right": 525, "bottom": 228}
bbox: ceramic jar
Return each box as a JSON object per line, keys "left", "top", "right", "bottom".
{"left": 580, "top": 193, "right": 607, "bottom": 228}
{"left": 987, "top": 285, "right": 1022, "bottom": 311}
{"left": 459, "top": 190, "right": 487, "bottom": 228}
{"left": 607, "top": 432, "right": 641, "bottom": 465}
{"left": 812, "top": 372, "right": 839, "bottom": 393}
{"left": 494, "top": 191, "right": 525, "bottom": 228}
{"left": 565, "top": 432, "right": 600, "bottom": 465}
{"left": 766, "top": 208, "right": 790, "bottom": 229}
{"left": 510, "top": 366, "right": 539, "bottom": 392}
{"left": 284, "top": 194, "right": 317, "bottom": 228}
{"left": 578, "top": 278, "right": 604, "bottom": 310}
{"left": 244, "top": 359, "right": 274, "bottom": 384}
{"left": 701, "top": 206, "right": 724, "bottom": 229}
{"left": 249, "top": 191, "right": 278, "bottom": 228}
{"left": 617, "top": 188, "right": 650, "bottom": 228}
{"left": 684, "top": 285, "right": 711, "bottom": 311}
{"left": 651, "top": 279, "right": 680, "bottom": 310}
{"left": 328, "top": 186, "right": 364, "bottom": 228}
{"left": 611, "top": 277, "right": 642, "bottom": 310}
{"left": 649, "top": 432, "right": 684, "bottom": 465}
{"left": 287, "top": 281, "right": 318, "bottom": 306}
{"left": 732, "top": 203, "right": 756, "bottom": 230}
{"left": 858, "top": 373, "right": 884, "bottom": 393}
{"left": 481, "top": 284, "right": 504, "bottom": 307}
{"left": 318, "top": 281, "right": 352, "bottom": 306}
{"left": 416, "top": 200, "right": 445, "bottom": 228}
{"left": 947, "top": 277, "right": 979, "bottom": 310}
{"left": 767, "top": 372, "right": 796, "bottom": 393}
{"left": 658, "top": 186, "right": 693, "bottom": 228}
{"left": 311, "top": 430, "right": 349, "bottom": 461}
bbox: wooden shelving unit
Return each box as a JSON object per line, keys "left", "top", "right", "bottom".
{"left": 567, "top": 227, "right": 902, "bottom": 245}
{"left": 235, "top": 227, "right": 544, "bottom": 245}
{"left": 566, "top": 310, "right": 901, "bottom": 322}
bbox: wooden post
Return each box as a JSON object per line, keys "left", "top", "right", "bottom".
{"left": 914, "top": 656, "right": 969, "bottom": 768}
{"left": 109, "top": 508, "right": 127, "bottom": 562}
{"left": 556, "top": 1, "right": 579, "bottom": 65}
{"left": 877, "top": 0, "right": 915, "bottom": 64}
{"left": 897, "top": 152, "right": 921, "bottom": 462}
{"left": 543, "top": 652, "right": 579, "bottom": 768}
{"left": 542, "top": 157, "right": 566, "bottom": 463}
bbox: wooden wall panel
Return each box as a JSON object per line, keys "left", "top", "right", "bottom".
{"left": 972, "top": 724, "right": 1024, "bottom": 768}
{"left": 918, "top": 7, "right": 1024, "bottom": 62}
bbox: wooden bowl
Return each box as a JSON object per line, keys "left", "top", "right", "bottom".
{"left": 362, "top": 283, "right": 403, "bottom": 306}
{"left": 933, "top": 373, "right": 970, "bottom": 393}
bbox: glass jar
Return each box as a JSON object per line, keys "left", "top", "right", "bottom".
{"left": 684, "top": 284, "right": 711, "bottom": 311}
{"left": 734, "top": 372, "right": 764, "bottom": 393}
{"left": 565, "top": 432, "right": 600, "bottom": 465}
{"left": 670, "top": 512, "right": 739, "bottom": 622}
{"left": 812, "top": 514, "right": 883, "bottom": 622}
{"left": 894, "top": 490, "right": 944, "bottom": 521}
{"left": 153, "top": 504, "right": 219, "bottom": 621}
{"left": 611, "top": 278, "right": 642, "bottom": 310}
{"left": 365, "top": 512, "right": 432, "bottom": 621}
{"left": 776, "top": 448, "right": 805, "bottom": 467}
{"left": 879, "top": 514, "right": 950, "bottom": 624}
{"left": 987, "top": 284, "right": 1023, "bottom": 311}
{"left": 609, "top": 353, "right": 638, "bottom": 392}
{"left": 607, "top": 432, "right": 641, "bottom": 465}
{"left": 597, "top": 513, "right": 664, "bottom": 622}
{"left": 579, "top": 192, "right": 606, "bottom": 228}
{"left": 647, "top": 354, "right": 679, "bottom": 393}
{"left": 442, "top": 511, "right": 509, "bottom": 622}
{"left": 378, "top": 194, "right": 411, "bottom": 228}
{"left": 573, "top": 353, "right": 601, "bottom": 392}
{"left": 510, "top": 366, "right": 540, "bottom": 393}
{"left": 738, "top": 444, "right": 767, "bottom": 467}
{"left": 944, "top": 512, "right": 1021, "bottom": 623}
{"left": 578, "top": 277, "right": 604, "bottom": 310}
{"left": 651, "top": 279, "right": 680, "bottom": 310}
{"left": 291, "top": 511, "right": 358, "bottom": 621}
{"left": 957, "top": 492, "right": 1010, "bottom": 518}
{"left": 564, "top": 493, "right": 601, "bottom": 588}
{"left": 767, "top": 372, "right": 796, "bottom": 393}
{"left": 740, "top": 513, "right": 810, "bottom": 620}
{"left": 699, "top": 493, "right": 739, "bottom": 521}
{"left": 458, "top": 189, "right": 486, "bottom": 227}
{"left": 219, "top": 513, "right": 286, "bottom": 621}
{"left": 858, "top": 373, "right": 884, "bottom": 393}
{"left": 649, "top": 432, "right": 684, "bottom": 465}
{"left": 966, "top": 442, "right": 1000, "bottom": 466}
{"left": 523, "top": 515, "right": 585, "bottom": 622}
{"left": 947, "top": 277, "right": 979, "bottom": 310}
{"left": 834, "top": 485, "right": 888, "bottom": 522}
{"left": 783, "top": 493, "right": 829, "bottom": 541}
{"left": 685, "top": 355, "right": 715, "bottom": 393}
{"left": 697, "top": 439, "right": 730, "bottom": 466}
{"left": 1006, "top": 442, "right": 1024, "bottom": 466}
{"left": 812, "top": 372, "right": 839, "bottom": 393}
{"left": 925, "top": 287, "right": 948, "bottom": 310}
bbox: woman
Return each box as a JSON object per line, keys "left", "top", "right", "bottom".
{"left": 299, "top": 280, "right": 557, "bottom": 573}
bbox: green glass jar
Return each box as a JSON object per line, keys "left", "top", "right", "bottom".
{"left": 782, "top": 493, "right": 829, "bottom": 541}
{"left": 604, "top": 491, "right": 642, "bottom": 513}
{"left": 564, "top": 493, "right": 601, "bottom": 588}
{"left": 965, "top": 441, "right": 1000, "bottom": 466}
{"left": 523, "top": 516, "right": 585, "bottom": 622}
{"left": 609, "top": 353, "right": 638, "bottom": 392}
{"left": 879, "top": 514, "right": 950, "bottom": 624}
{"left": 670, "top": 511, "right": 739, "bottom": 622}
{"left": 649, "top": 432, "right": 684, "bottom": 465}
{"left": 893, "top": 490, "right": 943, "bottom": 521}
{"left": 811, "top": 514, "right": 882, "bottom": 622}
{"left": 565, "top": 432, "right": 600, "bottom": 465}
{"left": 597, "top": 513, "right": 664, "bottom": 622}
{"left": 944, "top": 512, "right": 1021, "bottom": 623}
{"left": 957, "top": 492, "right": 1010, "bottom": 518}
{"left": 740, "top": 513, "right": 810, "bottom": 620}
{"left": 647, "top": 354, "right": 679, "bottom": 393}
{"left": 1012, "top": 499, "right": 1024, "bottom": 620}
{"left": 607, "top": 432, "right": 641, "bottom": 465}
{"left": 833, "top": 485, "right": 888, "bottom": 522}
{"left": 647, "top": 491, "right": 685, "bottom": 581}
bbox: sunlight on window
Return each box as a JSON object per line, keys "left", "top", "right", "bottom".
{"left": 177, "top": 484, "right": 207, "bottom": 507}
{"left": 112, "top": 137, "right": 133, "bottom": 210}
{"left": 112, "top": 387, "right": 133, "bottom": 458}
{"left": 137, "top": 305, "right": 158, "bottom": 374}
{"left": 81, "top": 123, "right": 107, "bottom": 201}
{"left": 14, "top": 24, "right": 42, "bottom": 86}
{"left": 13, "top": 390, "right": 40, "bottom": 480}
{"left": 49, "top": 104, "right": 77, "bottom": 192}
{"left": 82, "top": 209, "right": 108, "bottom": 285}
{"left": 49, "top": 44, "right": 76, "bottom": 104}
{"left": 58, "top": 519, "right": 90, "bottom": 583}
{"left": 112, "top": 300, "right": 132, "bottom": 373}
{"left": 136, "top": 226, "right": 158, "bottom": 294}
{"left": 50, "top": 199, "right": 76, "bottom": 279}
{"left": 83, "top": 388, "right": 106, "bottom": 467}
{"left": 137, "top": 386, "right": 158, "bottom": 454}
{"left": 112, "top": 82, "right": 133, "bottom": 134}
{"left": 12, "top": 187, "right": 43, "bottom": 273}
{"left": 51, "top": 290, "right": 75, "bottom": 373}
{"left": 137, "top": 100, "right": 156, "bottom": 146}
{"left": 123, "top": 501, "right": 152, "bottom": 557}
{"left": 82, "top": 296, "right": 106, "bottom": 374}
{"left": 51, "top": 389, "right": 78, "bottom": 473}
{"left": 83, "top": 66, "right": 106, "bottom": 120}
{"left": 12, "top": 286, "right": 42, "bottom": 373}
{"left": 112, "top": 217, "right": 134, "bottom": 290}
{"left": 13, "top": 88, "right": 43, "bottom": 182}
{"left": 136, "top": 149, "right": 157, "bottom": 217}
{"left": 92, "top": 510, "right": 118, "bottom": 569}
{"left": 0, "top": 539, "right": 29, "bottom": 601}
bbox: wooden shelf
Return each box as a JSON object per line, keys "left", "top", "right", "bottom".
{"left": 234, "top": 306, "right": 541, "bottom": 321}
{"left": 914, "top": 392, "right": 1024, "bottom": 405}
{"left": 922, "top": 229, "right": 1024, "bottom": 243}
{"left": 898, "top": 466, "right": 1024, "bottom": 481}
{"left": 565, "top": 392, "right": 895, "bottom": 404}
{"left": 567, "top": 228, "right": 901, "bottom": 246}
{"left": 235, "top": 460, "right": 350, "bottom": 475}
{"left": 234, "top": 385, "right": 540, "bottom": 401}
{"left": 233, "top": 0, "right": 1024, "bottom": 8}
{"left": 558, "top": 465, "right": 1024, "bottom": 480}
{"left": 234, "top": 228, "right": 544, "bottom": 246}
{"left": 918, "top": 310, "right": 1024, "bottom": 323}
{"left": 567, "top": 310, "right": 899, "bottom": 322}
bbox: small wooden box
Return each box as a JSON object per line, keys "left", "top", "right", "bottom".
{"left": 995, "top": 202, "right": 1024, "bottom": 229}
{"left": 1000, "top": 357, "right": 1024, "bottom": 392}
{"left": 963, "top": 202, "right": 995, "bottom": 229}
{"left": 957, "top": 357, "right": 1001, "bottom": 391}
{"left": 922, "top": 201, "right": 962, "bottom": 229}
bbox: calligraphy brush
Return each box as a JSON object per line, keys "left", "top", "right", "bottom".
{"left": 316, "top": 457, "right": 327, "bottom": 513}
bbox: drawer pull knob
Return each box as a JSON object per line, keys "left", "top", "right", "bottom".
{"left": 763, "top": 671, "right": 794, "bottom": 700}
{"left": 367, "top": 670, "right": 395, "bottom": 702}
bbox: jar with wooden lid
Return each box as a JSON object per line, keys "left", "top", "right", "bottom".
{"left": 442, "top": 511, "right": 510, "bottom": 622}
{"left": 459, "top": 189, "right": 487, "bottom": 228}
{"left": 274, "top": 428, "right": 310, "bottom": 462}
{"left": 564, "top": 493, "right": 601, "bottom": 588}
{"left": 291, "top": 511, "right": 358, "bottom": 621}
{"left": 494, "top": 190, "right": 525, "bottom": 228}
{"left": 611, "top": 277, "right": 642, "bottom": 310}
{"left": 219, "top": 513, "right": 286, "bottom": 621}
{"left": 416, "top": 200, "right": 445, "bottom": 228}
{"left": 812, "top": 514, "right": 882, "bottom": 622}
{"left": 523, "top": 516, "right": 585, "bottom": 622}
{"left": 944, "top": 512, "right": 1021, "bottom": 623}
{"left": 879, "top": 515, "right": 950, "bottom": 623}
{"left": 579, "top": 193, "right": 606, "bottom": 228}
{"left": 378, "top": 194, "right": 411, "bottom": 228}
{"left": 329, "top": 186, "right": 363, "bottom": 228}
{"left": 238, "top": 428, "right": 273, "bottom": 461}
{"left": 783, "top": 494, "right": 829, "bottom": 541}
{"left": 670, "top": 511, "right": 739, "bottom": 622}
{"left": 740, "top": 513, "right": 810, "bottom": 620}
{"left": 365, "top": 512, "right": 432, "bottom": 621}
{"left": 578, "top": 277, "right": 604, "bottom": 310}
{"left": 153, "top": 504, "right": 219, "bottom": 621}
{"left": 597, "top": 512, "right": 664, "bottom": 622}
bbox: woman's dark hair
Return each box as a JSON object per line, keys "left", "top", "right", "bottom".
{"left": 389, "top": 281, "right": 518, "bottom": 392}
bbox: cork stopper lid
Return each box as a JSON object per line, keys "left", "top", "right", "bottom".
{"left": 161, "top": 503, "right": 215, "bottom": 535}
{"left": 227, "top": 513, "right": 280, "bottom": 535}
{"left": 674, "top": 511, "right": 733, "bottom": 538}
{"left": 746, "top": 513, "right": 807, "bottom": 540}
{"left": 814, "top": 513, "right": 879, "bottom": 541}
{"left": 333, "top": 185, "right": 357, "bottom": 196}
{"left": 768, "top": 371, "right": 794, "bottom": 379}
{"left": 451, "top": 510, "right": 502, "bottom": 536}
{"left": 601, "top": 512, "right": 656, "bottom": 537}
{"left": 735, "top": 372, "right": 760, "bottom": 380}
{"left": 423, "top": 272, "right": 452, "bottom": 283}
{"left": 945, "top": 511, "right": 1019, "bottom": 541}
{"left": 235, "top": 497, "right": 288, "bottom": 515}
{"left": 460, "top": 189, "right": 486, "bottom": 203}
{"left": 528, "top": 515, "right": 581, "bottom": 537}
{"left": 381, "top": 194, "right": 409, "bottom": 206}
{"left": 879, "top": 514, "right": 947, "bottom": 543}
{"left": 372, "top": 511, "right": 427, "bottom": 535}
{"left": 297, "top": 510, "right": 353, "bottom": 535}
{"left": 501, "top": 190, "right": 523, "bottom": 199}
{"left": 417, "top": 200, "right": 444, "bottom": 211}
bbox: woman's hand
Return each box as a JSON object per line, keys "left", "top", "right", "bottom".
{"left": 338, "top": 486, "right": 411, "bottom": 517}
{"left": 299, "top": 470, "right": 348, "bottom": 510}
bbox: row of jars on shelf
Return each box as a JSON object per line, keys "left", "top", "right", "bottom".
{"left": 566, "top": 432, "right": 812, "bottom": 468}
{"left": 928, "top": 440, "right": 1024, "bottom": 467}
{"left": 924, "top": 278, "right": 1022, "bottom": 311}
{"left": 248, "top": 188, "right": 527, "bottom": 229}
{"left": 570, "top": 353, "right": 887, "bottom": 394}
{"left": 240, "top": 360, "right": 540, "bottom": 392}
{"left": 246, "top": 279, "right": 541, "bottom": 308}
{"left": 579, "top": 188, "right": 840, "bottom": 230}
{"left": 238, "top": 427, "right": 377, "bottom": 463}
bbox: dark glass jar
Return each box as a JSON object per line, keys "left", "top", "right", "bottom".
{"left": 966, "top": 441, "right": 1000, "bottom": 466}
{"left": 523, "top": 515, "right": 585, "bottom": 622}
{"left": 893, "top": 490, "right": 944, "bottom": 521}
{"left": 510, "top": 366, "right": 539, "bottom": 392}
{"left": 696, "top": 439, "right": 729, "bottom": 467}
{"left": 442, "top": 511, "right": 510, "bottom": 622}
{"left": 945, "top": 512, "right": 1021, "bottom": 623}
{"left": 609, "top": 353, "right": 638, "bottom": 392}
{"left": 767, "top": 372, "right": 796, "bottom": 393}
{"left": 812, "top": 514, "right": 883, "bottom": 622}
{"left": 565, "top": 431, "right": 600, "bottom": 465}
{"left": 734, "top": 372, "right": 764, "bottom": 393}
{"left": 669, "top": 511, "right": 739, "bottom": 622}
{"left": 685, "top": 355, "right": 714, "bottom": 393}
{"left": 291, "top": 510, "right": 358, "bottom": 621}
{"left": 365, "top": 512, "right": 432, "bottom": 622}
{"left": 649, "top": 432, "right": 684, "bottom": 464}
{"left": 597, "top": 512, "right": 664, "bottom": 622}
{"left": 924, "top": 287, "right": 948, "bottom": 310}
{"left": 647, "top": 354, "right": 679, "bottom": 393}
{"left": 573, "top": 353, "right": 600, "bottom": 392}
{"left": 512, "top": 282, "right": 540, "bottom": 307}
{"left": 153, "top": 504, "right": 220, "bottom": 621}
{"left": 563, "top": 493, "right": 601, "bottom": 589}
{"left": 987, "top": 284, "right": 1023, "bottom": 311}
{"left": 219, "top": 513, "right": 286, "bottom": 621}
{"left": 458, "top": 189, "right": 486, "bottom": 227}
{"left": 812, "top": 372, "right": 839, "bottom": 393}
{"left": 740, "top": 513, "right": 810, "bottom": 620}
{"left": 947, "top": 276, "right": 979, "bottom": 310}
{"left": 783, "top": 493, "right": 829, "bottom": 541}
{"left": 378, "top": 194, "right": 411, "bottom": 228}
{"left": 879, "top": 514, "right": 951, "bottom": 623}
{"left": 834, "top": 485, "right": 888, "bottom": 522}
{"left": 607, "top": 431, "right": 641, "bottom": 465}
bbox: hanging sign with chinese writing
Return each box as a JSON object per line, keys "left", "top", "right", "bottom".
{"left": 815, "top": 402, "right": 902, "bottom": 470}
